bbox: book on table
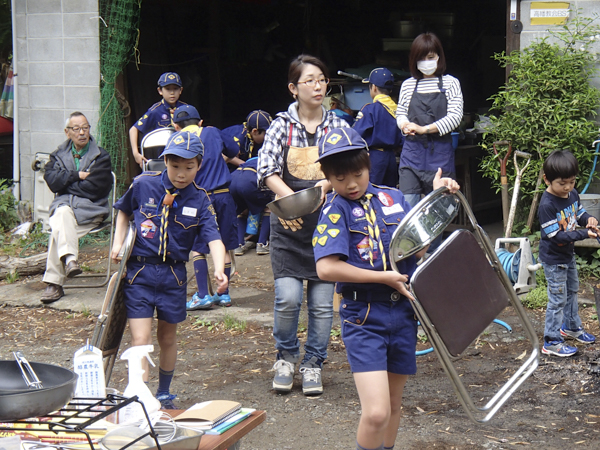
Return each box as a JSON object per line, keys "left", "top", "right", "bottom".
{"left": 174, "top": 400, "right": 242, "bottom": 430}
{"left": 204, "top": 408, "right": 256, "bottom": 435}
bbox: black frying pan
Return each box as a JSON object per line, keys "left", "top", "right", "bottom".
{"left": 0, "top": 360, "right": 78, "bottom": 420}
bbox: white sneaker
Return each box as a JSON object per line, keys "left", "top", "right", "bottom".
{"left": 256, "top": 242, "right": 269, "bottom": 255}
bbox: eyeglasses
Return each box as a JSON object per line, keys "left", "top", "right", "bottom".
{"left": 67, "top": 125, "right": 91, "bottom": 133}
{"left": 297, "top": 78, "right": 330, "bottom": 87}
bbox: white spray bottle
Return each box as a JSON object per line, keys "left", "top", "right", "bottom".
{"left": 118, "top": 345, "right": 162, "bottom": 425}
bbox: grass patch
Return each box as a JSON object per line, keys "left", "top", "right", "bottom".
{"left": 223, "top": 313, "right": 246, "bottom": 332}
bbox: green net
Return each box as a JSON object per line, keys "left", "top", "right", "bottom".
{"left": 97, "top": 0, "right": 141, "bottom": 194}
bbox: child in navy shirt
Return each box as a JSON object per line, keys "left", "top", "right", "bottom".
{"left": 129, "top": 72, "right": 186, "bottom": 168}
{"left": 170, "top": 105, "right": 239, "bottom": 310}
{"left": 111, "top": 131, "right": 227, "bottom": 409}
{"left": 313, "top": 128, "right": 458, "bottom": 450}
{"left": 538, "top": 150, "right": 597, "bottom": 357}
{"left": 353, "top": 68, "right": 403, "bottom": 187}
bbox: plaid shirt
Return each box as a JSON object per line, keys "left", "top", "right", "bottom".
{"left": 257, "top": 103, "right": 349, "bottom": 188}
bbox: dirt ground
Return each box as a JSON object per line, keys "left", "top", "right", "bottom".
{"left": 1, "top": 246, "right": 600, "bottom": 449}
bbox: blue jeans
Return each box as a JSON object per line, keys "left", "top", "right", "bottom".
{"left": 273, "top": 277, "right": 334, "bottom": 366}
{"left": 542, "top": 257, "right": 582, "bottom": 343}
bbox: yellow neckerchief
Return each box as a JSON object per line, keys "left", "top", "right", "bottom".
{"left": 373, "top": 94, "right": 397, "bottom": 119}
{"left": 358, "top": 194, "right": 387, "bottom": 270}
{"left": 158, "top": 188, "right": 179, "bottom": 261}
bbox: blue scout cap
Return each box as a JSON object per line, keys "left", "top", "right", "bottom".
{"left": 362, "top": 67, "right": 394, "bottom": 89}
{"left": 157, "top": 72, "right": 182, "bottom": 87}
{"left": 245, "top": 110, "right": 273, "bottom": 131}
{"left": 316, "top": 128, "right": 368, "bottom": 162}
{"left": 172, "top": 105, "right": 201, "bottom": 123}
{"left": 160, "top": 131, "right": 204, "bottom": 159}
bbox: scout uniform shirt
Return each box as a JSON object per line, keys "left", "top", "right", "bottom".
{"left": 134, "top": 99, "right": 187, "bottom": 135}
{"left": 114, "top": 170, "right": 221, "bottom": 261}
{"left": 313, "top": 183, "right": 417, "bottom": 295}
{"left": 221, "top": 124, "right": 255, "bottom": 161}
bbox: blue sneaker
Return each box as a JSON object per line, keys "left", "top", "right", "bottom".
{"left": 213, "top": 293, "right": 232, "bottom": 307}
{"left": 186, "top": 292, "right": 213, "bottom": 310}
{"left": 155, "top": 393, "right": 177, "bottom": 410}
{"left": 542, "top": 340, "right": 577, "bottom": 357}
{"left": 560, "top": 326, "right": 596, "bottom": 344}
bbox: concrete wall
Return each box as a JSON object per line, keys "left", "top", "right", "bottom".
{"left": 14, "top": 0, "right": 100, "bottom": 203}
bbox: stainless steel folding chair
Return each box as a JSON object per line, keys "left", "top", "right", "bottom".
{"left": 140, "top": 127, "right": 175, "bottom": 172}
{"left": 389, "top": 188, "right": 539, "bottom": 423}
{"left": 90, "top": 222, "right": 136, "bottom": 384}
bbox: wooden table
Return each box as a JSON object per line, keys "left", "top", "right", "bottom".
{"left": 170, "top": 409, "right": 266, "bottom": 450}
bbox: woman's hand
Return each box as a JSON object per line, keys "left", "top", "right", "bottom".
{"left": 432, "top": 168, "right": 460, "bottom": 193}
{"left": 279, "top": 217, "right": 303, "bottom": 231}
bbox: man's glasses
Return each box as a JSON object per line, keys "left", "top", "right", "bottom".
{"left": 297, "top": 78, "right": 329, "bottom": 87}
{"left": 67, "top": 125, "right": 91, "bottom": 133}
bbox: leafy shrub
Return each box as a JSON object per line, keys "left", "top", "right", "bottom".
{"left": 0, "top": 179, "right": 18, "bottom": 232}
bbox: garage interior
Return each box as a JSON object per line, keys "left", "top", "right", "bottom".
{"left": 124, "top": 0, "right": 508, "bottom": 222}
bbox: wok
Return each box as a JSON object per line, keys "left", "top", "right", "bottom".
{"left": 0, "top": 360, "right": 78, "bottom": 420}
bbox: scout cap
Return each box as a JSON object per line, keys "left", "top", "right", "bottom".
{"left": 245, "top": 110, "right": 273, "bottom": 131}
{"left": 157, "top": 72, "right": 182, "bottom": 87}
{"left": 160, "top": 131, "right": 204, "bottom": 159}
{"left": 362, "top": 67, "right": 394, "bottom": 90}
{"left": 316, "top": 127, "right": 368, "bottom": 162}
{"left": 172, "top": 105, "right": 201, "bottom": 123}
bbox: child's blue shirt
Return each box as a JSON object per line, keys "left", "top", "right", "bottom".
{"left": 134, "top": 99, "right": 187, "bottom": 135}
{"left": 182, "top": 125, "right": 238, "bottom": 191}
{"left": 313, "top": 183, "right": 416, "bottom": 294}
{"left": 538, "top": 188, "right": 591, "bottom": 265}
{"left": 221, "top": 124, "right": 255, "bottom": 160}
{"left": 114, "top": 171, "right": 221, "bottom": 262}
{"left": 352, "top": 99, "right": 404, "bottom": 150}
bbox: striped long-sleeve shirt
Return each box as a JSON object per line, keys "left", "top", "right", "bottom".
{"left": 395, "top": 75, "right": 463, "bottom": 136}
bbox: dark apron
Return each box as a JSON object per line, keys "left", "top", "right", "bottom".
{"left": 270, "top": 124, "right": 325, "bottom": 280}
{"left": 399, "top": 77, "right": 455, "bottom": 194}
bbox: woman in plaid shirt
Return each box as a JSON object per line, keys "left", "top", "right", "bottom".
{"left": 257, "top": 54, "right": 349, "bottom": 395}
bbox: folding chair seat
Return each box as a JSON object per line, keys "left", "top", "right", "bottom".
{"left": 389, "top": 188, "right": 539, "bottom": 423}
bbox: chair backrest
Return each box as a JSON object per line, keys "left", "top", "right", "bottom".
{"left": 141, "top": 127, "right": 175, "bottom": 169}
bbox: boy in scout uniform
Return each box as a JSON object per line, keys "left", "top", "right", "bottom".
{"left": 111, "top": 131, "right": 227, "bottom": 409}
{"left": 129, "top": 72, "right": 187, "bottom": 168}
{"left": 313, "top": 127, "right": 458, "bottom": 450}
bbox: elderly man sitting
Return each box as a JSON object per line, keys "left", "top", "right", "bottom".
{"left": 40, "top": 111, "right": 113, "bottom": 304}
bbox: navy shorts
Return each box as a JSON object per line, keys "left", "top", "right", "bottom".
{"left": 340, "top": 297, "right": 418, "bottom": 374}
{"left": 122, "top": 260, "right": 187, "bottom": 324}
{"left": 193, "top": 191, "right": 239, "bottom": 252}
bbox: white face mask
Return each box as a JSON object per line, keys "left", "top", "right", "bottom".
{"left": 417, "top": 58, "right": 438, "bottom": 76}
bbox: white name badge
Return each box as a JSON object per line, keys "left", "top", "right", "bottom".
{"left": 182, "top": 207, "right": 197, "bottom": 217}
{"left": 382, "top": 203, "right": 403, "bottom": 215}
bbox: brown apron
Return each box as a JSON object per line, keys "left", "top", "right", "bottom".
{"left": 270, "top": 123, "right": 326, "bottom": 280}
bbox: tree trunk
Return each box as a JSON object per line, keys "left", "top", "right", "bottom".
{"left": 0, "top": 253, "right": 47, "bottom": 280}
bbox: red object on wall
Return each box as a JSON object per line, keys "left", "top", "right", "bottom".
{"left": 0, "top": 116, "right": 13, "bottom": 136}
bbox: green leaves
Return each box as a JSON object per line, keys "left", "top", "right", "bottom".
{"left": 480, "top": 10, "right": 600, "bottom": 199}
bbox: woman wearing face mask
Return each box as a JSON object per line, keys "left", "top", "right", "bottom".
{"left": 396, "top": 32, "right": 463, "bottom": 207}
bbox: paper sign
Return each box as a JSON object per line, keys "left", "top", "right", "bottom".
{"left": 530, "top": 2, "right": 569, "bottom": 25}
{"left": 73, "top": 344, "right": 106, "bottom": 398}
